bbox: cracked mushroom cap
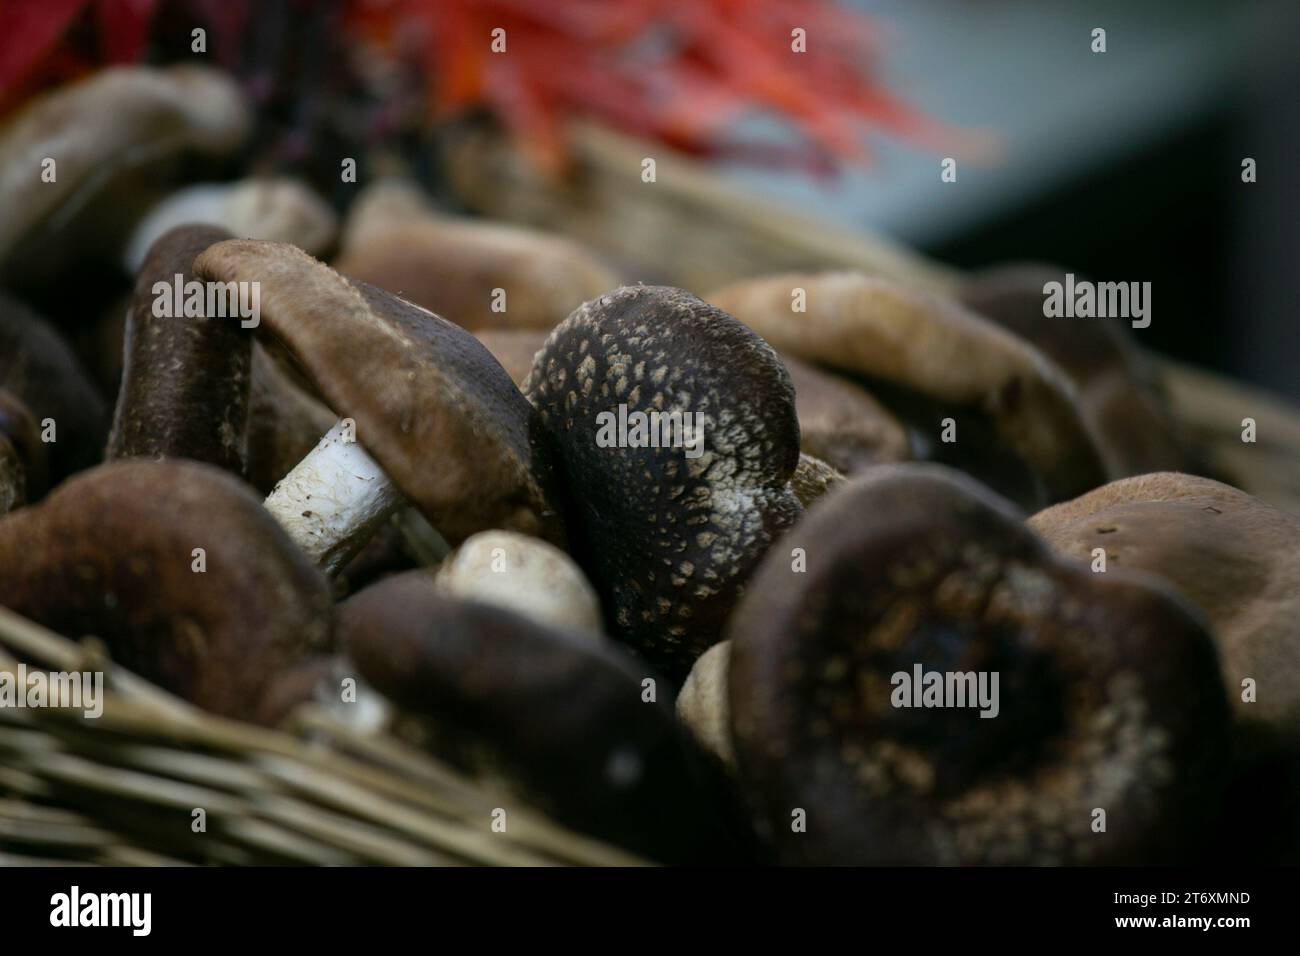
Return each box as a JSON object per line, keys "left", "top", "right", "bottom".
{"left": 0, "top": 291, "right": 107, "bottom": 490}
{"left": 726, "top": 464, "right": 1229, "bottom": 865}
{"left": 525, "top": 285, "right": 803, "bottom": 680}
{"left": 0, "top": 459, "right": 333, "bottom": 723}
{"left": 708, "top": 272, "right": 1108, "bottom": 503}
{"left": 335, "top": 181, "right": 618, "bottom": 332}
{"left": 782, "top": 354, "right": 910, "bottom": 472}
{"left": 1029, "top": 472, "right": 1300, "bottom": 732}
{"left": 0, "top": 65, "right": 250, "bottom": 285}
{"left": 194, "top": 239, "right": 565, "bottom": 545}
{"left": 962, "top": 264, "right": 1190, "bottom": 475}
{"left": 108, "top": 224, "right": 251, "bottom": 474}
{"left": 340, "top": 571, "right": 740, "bottom": 863}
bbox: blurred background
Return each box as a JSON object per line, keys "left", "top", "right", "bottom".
{"left": 722, "top": 0, "right": 1300, "bottom": 399}
{"left": 3, "top": 0, "right": 1297, "bottom": 397}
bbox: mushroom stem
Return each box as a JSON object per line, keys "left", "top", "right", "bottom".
{"left": 264, "top": 420, "right": 404, "bottom": 574}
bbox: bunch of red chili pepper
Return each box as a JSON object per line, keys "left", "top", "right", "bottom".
{"left": 0, "top": 0, "right": 946, "bottom": 173}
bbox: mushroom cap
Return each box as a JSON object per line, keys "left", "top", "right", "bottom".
{"left": 435, "top": 529, "right": 603, "bottom": 636}
{"left": 708, "top": 272, "right": 1108, "bottom": 502}
{"left": 525, "top": 284, "right": 803, "bottom": 679}
{"left": 0, "top": 434, "right": 22, "bottom": 515}
{"left": 243, "top": 344, "right": 338, "bottom": 495}
{"left": 676, "top": 640, "right": 736, "bottom": 771}
{"left": 789, "top": 451, "right": 846, "bottom": 508}
{"left": 194, "top": 239, "right": 565, "bottom": 545}
{"left": 0, "top": 291, "right": 107, "bottom": 488}
{"left": 0, "top": 387, "right": 45, "bottom": 505}
{"left": 961, "top": 264, "right": 1190, "bottom": 475}
{"left": 727, "top": 464, "right": 1229, "bottom": 864}
{"left": 0, "top": 66, "right": 250, "bottom": 282}
{"left": 339, "top": 571, "right": 739, "bottom": 862}
{"left": 108, "top": 224, "right": 251, "bottom": 474}
{"left": 1030, "top": 472, "right": 1300, "bottom": 730}
{"left": 782, "top": 354, "right": 909, "bottom": 472}
{"left": 125, "top": 177, "right": 338, "bottom": 273}
{"left": 0, "top": 459, "right": 333, "bottom": 723}
{"left": 474, "top": 328, "right": 547, "bottom": 388}
{"left": 336, "top": 182, "right": 619, "bottom": 332}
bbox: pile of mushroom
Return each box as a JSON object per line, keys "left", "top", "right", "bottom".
{"left": 2, "top": 64, "right": 1298, "bottom": 866}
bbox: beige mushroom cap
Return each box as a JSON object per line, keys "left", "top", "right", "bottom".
{"left": 1030, "top": 472, "right": 1300, "bottom": 729}
{"left": 435, "top": 529, "right": 603, "bottom": 636}
{"left": 676, "top": 641, "right": 735, "bottom": 771}
{"left": 336, "top": 181, "right": 619, "bottom": 332}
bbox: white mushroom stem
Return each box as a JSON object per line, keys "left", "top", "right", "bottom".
{"left": 264, "top": 419, "right": 403, "bottom": 575}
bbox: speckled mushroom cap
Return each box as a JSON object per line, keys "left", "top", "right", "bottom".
{"left": 962, "top": 264, "right": 1190, "bottom": 476}
{"left": 108, "top": 224, "right": 250, "bottom": 474}
{"left": 0, "top": 66, "right": 250, "bottom": 284}
{"left": 0, "top": 459, "right": 333, "bottom": 724}
{"left": 0, "top": 292, "right": 107, "bottom": 490}
{"left": 782, "top": 354, "right": 910, "bottom": 473}
{"left": 194, "top": 239, "right": 565, "bottom": 545}
{"left": 708, "top": 272, "right": 1108, "bottom": 503}
{"left": 1030, "top": 472, "right": 1300, "bottom": 731}
{"left": 525, "top": 284, "right": 803, "bottom": 680}
{"left": 335, "top": 181, "right": 618, "bottom": 332}
{"left": 727, "top": 464, "right": 1230, "bottom": 865}
{"left": 339, "top": 571, "right": 741, "bottom": 863}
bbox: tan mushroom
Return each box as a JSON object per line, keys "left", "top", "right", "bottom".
{"left": 1029, "top": 472, "right": 1300, "bottom": 731}
{"left": 708, "top": 272, "right": 1108, "bottom": 503}
{"left": 0, "top": 66, "right": 250, "bottom": 287}
{"left": 335, "top": 180, "right": 618, "bottom": 331}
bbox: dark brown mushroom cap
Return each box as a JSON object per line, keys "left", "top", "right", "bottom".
{"left": 339, "top": 571, "right": 741, "bottom": 862}
{"left": 108, "top": 224, "right": 250, "bottom": 474}
{"left": 727, "top": 464, "right": 1230, "bottom": 865}
{"left": 0, "top": 66, "right": 250, "bottom": 286}
{"left": 782, "top": 354, "right": 909, "bottom": 472}
{"left": 335, "top": 182, "right": 618, "bottom": 332}
{"left": 1030, "top": 472, "right": 1300, "bottom": 731}
{"left": 708, "top": 272, "right": 1108, "bottom": 502}
{"left": 0, "top": 459, "right": 333, "bottom": 723}
{"left": 525, "top": 285, "right": 803, "bottom": 679}
{"left": 194, "top": 239, "right": 565, "bottom": 545}
{"left": 0, "top": 291, "right": 107, "bottom": 488}
{"left": 0, "top": 387, "right": 45, "bottom": 504}
{"left": 243, "top": 344, "right": 337, "bottom": 495}
{"left": 961, "top": 264, "right": 1190, "bottom": 475}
